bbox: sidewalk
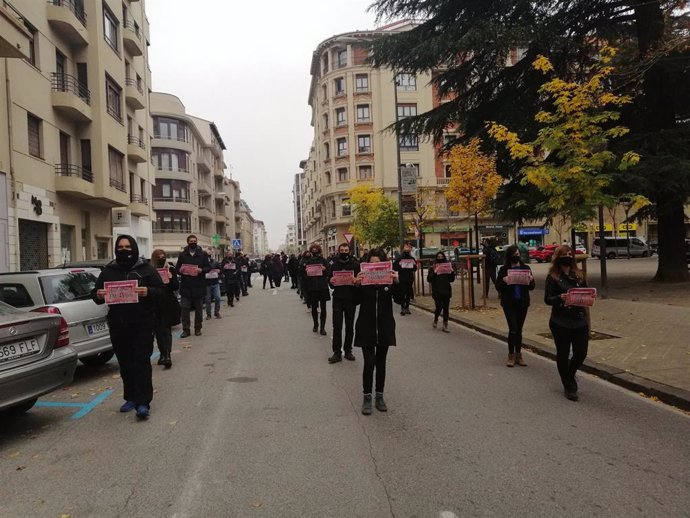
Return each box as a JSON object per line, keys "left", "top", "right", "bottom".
{"left": 412, "top": 277, "right": 690, "bottom": 411}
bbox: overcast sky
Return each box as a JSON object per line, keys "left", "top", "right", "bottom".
{"left": 146, "top": 0, "right": 382, "bottom": 250}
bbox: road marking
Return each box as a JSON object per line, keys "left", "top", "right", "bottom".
{"left": 35, "top": 389, "right": 114, "bottom": 420}
{"left": 439, "top": 512, "right": 458, "bottom": 518}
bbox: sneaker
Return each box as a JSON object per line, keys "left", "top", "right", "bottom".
{"left": 194, "top": 330, "right": 202, "bottom": 336}
{"left": 135, "top": 404, "right": 150, "bottom": 419}
{"left": 374, "top": 393, "right": 388, "bottom": 412}
{"left": 344, "top": 352, "right": 356, "bottom": 361}
{"left": 180, "top": 330, "right": 191, "bottom": 338}
{"left": 328, "top": 354, "right": 342, "bottom": 364}
{"left": 120, "top": 401, "right": 136, "bottom": 413}
{"left": 361, "top": 394, "right": 372, "bottom": 415}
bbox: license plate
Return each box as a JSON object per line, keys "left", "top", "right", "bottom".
{"left": 86, "top": 321, "right": 109, "bottom": 336}
{"left": 0, "top": 338, "right": 41, "bottom": 364}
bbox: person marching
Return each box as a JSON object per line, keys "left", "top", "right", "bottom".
{"left": 151, "top": 249, "right": 180, "bottom": 369}
{"left": 271, "top": 253, "right": 285, "bottom": 288}
{"left": 545, "top": 245, "right": 593, "bottom": 401}
{"left": 288, "top": 253, "right": 299, "bottom": 289}
{"left": 298, "top": 250, "right": 312, "bottom": 307}
{"left": 92, "top": 235, "right": 163, "bottom": 419}
{"left": 237, "top": 252, "right": 250, "bottom": 296}
{"left": 393, "top": 242, "right": 417, "bottom": 316}
{"left": 261, "top": 254, "right": 274, "bottom": 289}
{"left": 175, "top": 234, "right": 211, "bottom": 338}
{"left": 482, "top": 238, "right": 500, "bottom": 297}
{"left": 221, "top": 251, "right": 240, "bottom": 306}
{"left": 354, "top": 248, "right": 398, "bottom": 415}
{"left": 205, "top": 251, "right": 222, "bottom": 320}
{"left": 427, "top": 251, "right": 456, "bottom": 332}
{"left": 495, "top": 245, "right": 536, "bottom": 367}
{"left": 303, "top": 244, "right": 330, "bottom": 334}
{"left": 328, "top": 242, "right": 360, "bottom": 364}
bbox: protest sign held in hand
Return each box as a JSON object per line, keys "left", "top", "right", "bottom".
{"left": 399, "top": 259, "right": 416, "bottom": 269}
{"left": 331, "top": 270, "right": 355, "bottom": 286}
{"left": 306, "top": 264, "right": 324, "bottom": 277}
{"left": 361, "top": 261, "right": 393, "bottom": 285}
{"left": 434, "top": 262, "right": 453, "bottom": 275}
{"left": 506, "top": 269, "right": 531, "bottom": 285}
{"left": 179, "top": 264, "right": 200, "bottom": 276}
{"left": 565, "top": 288, "right": 597, "bottom": 307}
{"left": 157, "top": 268, "right": 171, "bottom": 284}
{"left": 104, "top": 280, "right": 139, "bottom": 305}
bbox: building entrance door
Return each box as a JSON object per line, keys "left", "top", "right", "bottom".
{"left": 19, "top": 219, "right": 49, "bottom": 270}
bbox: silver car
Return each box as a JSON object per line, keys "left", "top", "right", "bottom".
{"left": 0, "top": 269, "right": 114, "bottom": 366}
{"left": 0, "top": 301, "right": 77, "bottom": 415}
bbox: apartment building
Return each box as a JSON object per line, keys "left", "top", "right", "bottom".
{"left": 0, "top": 0, "right": 155, "bottom": 271}
{"left": 253, "top": 220, "right": 268, "bottom": 256}
{"left": 150, "top": 92, "right": 237, "bottom": 258}
{"left": 292, "top": 166, "right": 306, "bottom": 251}
{"left": 284, "top": 223, "right": 296, "bottom": 252}
{"left": 236, "top": 198, "right": 255, "bottom": 256}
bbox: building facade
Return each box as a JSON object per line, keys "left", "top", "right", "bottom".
{"left": 0, "top": 0, "right": 155, "bottom": 271}
{"left": 292, "top": 167, "right": 306, "bottom": 251}
{"left": 236, "top": 198, "right": 255, "bottom": 256}
{"left": 253, "top": 219, "right": 268, "bottom": 256}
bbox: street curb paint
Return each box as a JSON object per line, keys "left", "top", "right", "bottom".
{"left": 35, "top": 389, "right": 114, "bottom": 419}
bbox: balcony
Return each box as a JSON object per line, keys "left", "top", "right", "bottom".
{"left": 196, "top": 153, "right": 211, "bottom": 174}
{"left": 198, "top": 206, "right": 214, "bottom": 221}
{"left": 0, "top": 1, "right": 31, "bottom": 58}
{"left": 155, "top": 167, "right": 191, "bottom": 182}
{"left": 46, "top": 0, "right": 87, "bottom": 47}
{"left": 127, "top": 136, "right": 147, "bottom": 163}
{"left": 123, "top": 19, "right": 143, "bottom": 56}
{"left": 129, "top": 194, "right": 149, "bottom": 217}
{"left": 54, "top": 164, "right": 95, "bottom": 198}
{"left": 215, "top": 214, "right": 227, "bottom": 224}
{"left": 197, "top": 182, "right": 213, "bottom": 195}
{"left": 214, "top": 191, "right": 226, "bottom": 200}
{"left": 437, "top": 177, "right": 451, "bottom": 186}
{"left": 152, "top": 134, "right": 192, "bottom": 154}
{"left": 125, "top": 78, "right": 145, "bottom": 110}
{"left": 152, "top": 197, "right": 194, "bottom": 213}
{"left": 51, "top": 73, "right": 91, "bottom": 122}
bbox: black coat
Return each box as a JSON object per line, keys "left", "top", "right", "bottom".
{"left": 329, "top": 256, "right": 360, "bottom": 303}
{"left": 221, "top": 258, "right": 240, "bottom": 284}
{"left": 92, "top": 258, "right": 164, "bottom": 329}
{"left": 544, "top": 272, "right": 589, "bottom": 328}
{"left": 154, "top": 265, "right": 180, "bottom": 326}
{"left": 427, "top": 262, "right": 456, "bottom": 299}
{"left": 354, "top": 284, "right": 396, "bottom": 348}
{"left": 270, "top": 259, "right": 284, "bottom": 280}
{"left": 393, "top": 253, "right": 417, "bottom": 284}
{"left": 205, "top": 260, "right": 222, "bottom": 286}
{"left": 302, "top": 257, "right": 330, "bottom": 292}
{"left": 495, "top": 264, "right": 535, "bottom": 308}
{"left": 175, "top": 247, "right": 211, "bottom": 298}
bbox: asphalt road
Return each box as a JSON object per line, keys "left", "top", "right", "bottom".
{"left": 1, "top": 276, "right": 689, "bottom": 518}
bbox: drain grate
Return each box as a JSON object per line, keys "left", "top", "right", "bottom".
{"left": 537, "top": 331, "right": 619, "bottom": 341}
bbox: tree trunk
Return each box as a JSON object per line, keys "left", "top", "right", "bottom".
{"left": 654, "top": 203, "right": 689, "bottom": 282}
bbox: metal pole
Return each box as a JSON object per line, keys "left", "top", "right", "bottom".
{"left": 598, "top": 204, "right": 608, "bottom": 298}
{"left": 393, "top": 73, "right": 405, "bottom": 249}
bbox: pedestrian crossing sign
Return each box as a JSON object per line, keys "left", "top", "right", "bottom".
{"left": 231, "top": 239, "right": 242, "bottom": 249}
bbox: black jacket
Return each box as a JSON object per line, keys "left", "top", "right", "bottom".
{"left": 354, "top": 284, "right": 396, "bottom": 348}
{"left": 495, "top": 264, "right": 536, "bottom": 308}
{"left": 393, "top": 253, "right": 417, "bottom": 284}
{"left": 154, "top": 264, "right": 180, "bottom": 326}
{"left": 175, "top": 247, "right": 211, "bottom": 298}
{"left": 302, "top": 256, "right": 330, "bottom": 292}
{"left": 92, "top": 258, "right": 163, "bottom": 329}
{"left": 329, "top": 256, "right": 360, "bottom": 303}
{"left": 427, "top": 262, "right": 456, "bottom": 298}
{"left": 205, "top": 259, "right": 222, "bottom": 286}
{"left": 221, "top": 257, "right": 240, "bottom": 284}
{"left": 544, "top": 272, "right": 589, "bottom": 328}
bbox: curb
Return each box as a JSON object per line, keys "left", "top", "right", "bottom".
{"left": 411, "top": 303, "right": 690, "bottom": 412}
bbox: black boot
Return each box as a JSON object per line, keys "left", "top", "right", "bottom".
{"left": 361, "top": 394, "right": 372, "bottom": 415}
{"left": 162, "top": 353, "right": 172, "bottom": 369}
{"left": 375, "top": 392, "right": 388, "bottom": 412}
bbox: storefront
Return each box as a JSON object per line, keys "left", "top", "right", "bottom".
{"left": 518, "top": 227, "right": 549, "bottom": 247}
{"left": 479, "top": 224, "right": 511, "bottom": 245}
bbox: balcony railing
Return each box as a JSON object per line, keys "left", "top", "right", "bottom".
{"left": 127, "top": 135, "right": 146, "bottom": 149}
{"left": 47, "top": 0, "right": 86, "bottom": 27}
{"left": 153, "top": 133, "right": 189, "bottom": 143}
{"left": 124, "top": 19, "right": 141, "bottom": 39}
{"left": 155, "top": 166, "right": 190, "bottom": 174}
{"left": 152, "top": 197, "right": 192, "bottom": 204}
{"left": 51, "top": 72, "right": 90, "bottom": 104}
{"left": 55, "top": 164, "right": 93, "bottom": 182}
{"left": 152, "top": 227, "right": 192, "bottom": 234}
{"left": 130, "top": 194, "right": 148, "bottom": 204}
{"left": 107, "top": 103, "right": 122, "bottom": 124}
{"left": 125, "top": 77, "right": 143, "bottom": 94}
{"left": 109, "top": 177, "right": 127, "bottom": 192}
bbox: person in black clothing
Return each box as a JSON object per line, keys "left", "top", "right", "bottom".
{"left": 281, "top": 252, "right": 289, "bottom": 282}
{"left": 303, "top": 244, "right": 330, "bottom": 334}
{"left": 427, "top": 251, "right": 456, "bottom": 332}
{"left": 288, "top": 254, "right": 299, "bottom": 289}
{"left": 221, "top": 251, "right": 240, "bottom": 305}
{"left": 261, "top": 254, "right": 274, "bottom": 289}
{"left": 175, "top": 234, "right": 211, "bottom": 337}
{"left": 92, "top": 235, "right": 163, "bottom": 419}
{"left": 393, "top": 242, "right": 417, "bottom": 315}
{"left": 495, "top": 245, "right": 535, "bottom": 367}
{"left": 298, "top": 251, "right": 311, "bottom": 305}
{"left": 354, "top": 248, "right": 398, "bottom": 415}
{"left": 237, "top": 252, "right": 250, "bottom": 295}
{"left": 328, "top": 243, "right": 360, "bottom": 364}
{"left": 271, "top": 254, "right": 285, "bottom": 288}
{"left": 482, "top": 238, "right": 500, "bottom": 297}
{"left": 545, "top": 245, "right": 594, "bottom": 401}
{"left": 150, "top": 249, "right": 180, "bottom": 369}
{"left": 205, "top": 252, "right": 222, "bottom": 320}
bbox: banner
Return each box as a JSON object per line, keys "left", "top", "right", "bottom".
{"left": 565, "top": 288, "right": 597, "bottom": 307}
{"left": 506, "top": 269, "right": 531, "bottom": 286}
{"left": 399, "top": 259, "right": 416, "bottom": 269}
{"left": 205, "top": 269, "right": 220, "bottom": 280}
{"left": 306, "top": 264, "right": 324, "bottom": 277}
{"left": 223, "top": 262, "right": 236, "bottom": 270}
{"left": 157, "top": 268, "right": 171, "bottom": 284}
{"left": 434, "top": 262, "right": 453, "bottom": 275}
{"left": 104, "top": 280, "right": 138, "bottom": 305}
{"left": 361, "top": 261, "right": 393, "bottom": 285}
{"left": 331, "top": 270, "right": 355, "bottom": 286}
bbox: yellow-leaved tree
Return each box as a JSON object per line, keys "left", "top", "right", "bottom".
{"left": 347, "top": 184, "right": 400, "bottom": 249}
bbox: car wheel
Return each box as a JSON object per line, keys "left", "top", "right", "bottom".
{"left": 3, "top": 398, "right": 38, "bottom": 416}
{"left": 79, "top": 350, "right": 115, "bottom": 366}
{"left": 642, "top": 251, "right": 649, "bottom": 258}
{"left": 607, "top": 252, "right": 616, "bottom": 259}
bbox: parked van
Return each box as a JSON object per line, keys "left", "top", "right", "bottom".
{"left": 592, "top": 237, "right": 650, "bottom": 259}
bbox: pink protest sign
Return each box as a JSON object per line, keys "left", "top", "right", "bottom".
{"left": 331, "top": 270, "right": 355, "bottom": 286}
{"left": 361, "top": 261, "right": 393, "bottom": 285}
{"left": 565, "top": 288, "right": 597, "bottom": 307}
{"left": 223, "top": 262, "right": 236, "bottom": 270}
{"left": 306, "top": 264, "right": 324, "bottom": 277}
{"left": 434, "top": 262, "right": 453, "bottom": 275}
{"left": 104, "top": 280, "right": 138, "bottom": 305}
{"left": 506, "top": 269, "right": 531, "bottom": 285}
{"left": 157, "top": 268, "right": 171, "bottom": 284}
{"left": 179, "top": 264, "right": 200, "bottom": 276}
{"left": 399, "top": 259, "right": 416, "bottom": 269}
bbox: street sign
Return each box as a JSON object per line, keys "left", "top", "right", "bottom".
{"left": 343, "top": 233, "right": 354, "bottom": 244}
{"left": 400, "top": 165, "right": 418, "bottom": 194}
{"left": 211, "top": 234, "right": 221, "bottom": 247}
{"left": 231, "top": 238, "right": 242, "bottom": 249}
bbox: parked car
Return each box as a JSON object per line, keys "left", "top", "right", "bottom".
{"left": 530, "top": 244, "right": 559, "bottom": 263}
{"left": 592, "top": 237, "right": 650, "bottom": 259}
{"left": 0, "top": 300, "right": 77, "bottom": 415}
{"left": 53, "top": 259, "right": 112, "bottom": 271}
{"left": 0, "top": 269, "right": 114, "bottom": 366}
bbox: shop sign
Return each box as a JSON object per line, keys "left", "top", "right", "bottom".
{"left": 618, "top": 223, "right": 637, "bottom": 231}
{"left": 518, "top": 227, "right": 548, "bottom": 236}
{"left": 594, "top": 224, "right": 613, "bottom": 232}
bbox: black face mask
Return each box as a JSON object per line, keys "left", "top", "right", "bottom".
{"left": 188, "top": 243, "right": 197, "bottom": 250}
{"left": 436, "top": 257, "right": 445, "bottom": 262}
{"left": 115, "top": 249, "right": 133, "bottom": 265}
{"left": 510, "top": 255, "right": 520, "bottom": 264}
{"left": 402, "top": 251, "right": 411, "bottom": 257}
{"left": 156, "top": 257, "right": 167, "bottom": 268}
{"left": 311, "top": 251, "right": 319, "bottom": 257}
{"left": 557, "top": 256, "right": 574, "bottom": 268}
{"left": 339, "top": 253, "right": 349, "bottom": 261}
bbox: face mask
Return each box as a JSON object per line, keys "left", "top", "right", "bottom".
{"left": 557, "top": 256, "right": 574, "bottom": 267}
{"left": 115, "top": 249, "right": 132, "bottom": 264}
{"left": 436, "top": 257, "right": 445, "bottom": 262}
{"left": 402, "top": 251, "right": 410, "bottom": 256}
{"left": 510, "top": 255, "right": 520, "bottom": 264}
{"left": 311, "top": 251, "right": 319, "bottom": 256}
{"left": 156, "top": 257, "right": 166, "bottom": 267}
{"left": 188, "top": 243, "right": 197, "bottom": 250}
{"left": 339, "top": 253, "right": 349, "bottom": 261}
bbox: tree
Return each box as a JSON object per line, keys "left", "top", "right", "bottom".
{"left": 407, "top": 186, "right": 440, "bottom": 246}
{"left": 369, "top": 0, "right": 690, "bottom": 281}
{"left": 348, "top": 184, "right": 400, "bottom": 250}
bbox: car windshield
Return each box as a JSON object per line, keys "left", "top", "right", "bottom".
{"left": 0, "top": 300, "right": 21, "bottom": 315}
{"left": 39, "top": 272, "right": 98, "bottom": 304}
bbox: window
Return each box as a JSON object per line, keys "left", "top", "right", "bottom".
{"left": 399, "top": 135, "right": 419, "bottom": 151}
{"left": 103, "top": 4, "right": 119, "bottom": 53}
{"left": 357, "top": 135, "right": 371, "bottom": 153}
{"left": 322, "top": 113, "right": 329, "bottom": 129}
{"left": 397, "top": 104, "right": 417, "bottom": 120}
{"left": 355, "top": 74, "right": 369, "bottom": 92}
{"left": 356, "top": 105, "right": 370, "bottom": 123}
{"left": 334, "top": 77, "right": 345, "bottom": 96}
{"left": 336, "top": 138, "right": 347, "bottom": 157}
{"left": 358, "top": 165, "right": 373, "bottom": 180}
{"left": 105, "top": 75, "right": 122, "bottom": 122}
{"left": 337, "top": 168, "right": 349, "bottom": 182}
{"left": 335, "top": 107, "right": 346, "bottom": 126}
{"left": 322, "top": 54, "right": 329, "bottom": 74}
{"left": 325, "top": 171, "right": 331, "bottom": 185}
{"left": 396, "top": 73, "right": 417, "bottom": 91}
{"left": 27, "top": 114, "right": 42, "bottom": 158}
{"left": 321, "top": 84, "right": 327, "bottom": 100}
{"left": 331, "top": 199, "right": 337, "bottom": 217}
{"left": 154, "top": 117, "right": 188, "bottom": 142}
{"left": 443, "top": 134, "right": 458, "bottom": 148}
{"left": 162, "top": 183, "right": 171, "bottom": 198}
{"left": 337, "top": 49, "right": 347, "bottom": 68}
{"left": 323, "top": 142, "right": 330, "bottom": 160}
{"left": 24, "top": 22, "right": 38, "bottom": 68}
{"left": 444, "top": 164, "right": 452, "bottom": 178}
{"left": 342, "top": 198, "right": 351, "bottom": 217}
{"left": 108, "top": 146, "right": 125, "bottom": 191}
{"left": 0, "top": 284, "right": 34, "bottom": 308}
